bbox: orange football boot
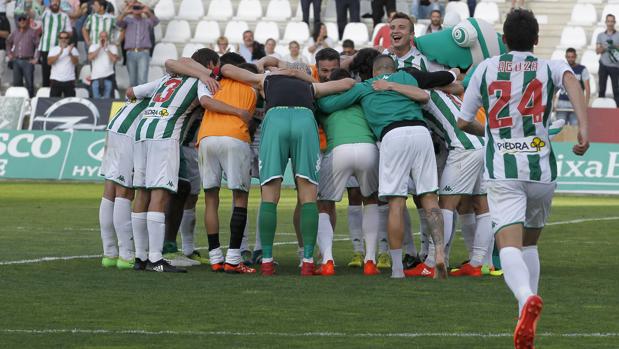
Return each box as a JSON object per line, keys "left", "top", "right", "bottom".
{"left": 514, "top": 295, "right": 544, "bottom": 349}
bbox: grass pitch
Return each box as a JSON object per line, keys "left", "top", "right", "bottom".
{"left": 0, "top": 182, "right": 618, "bottom": 348}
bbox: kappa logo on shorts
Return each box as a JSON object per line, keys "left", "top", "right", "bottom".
{"left": 167, "top": 180, "right": 175, "bottom": 188}
{"left": 443, "top": 185, "right": 453, "bottom": 192}
{"left": 116, "top": 175, "right": 125, "bottom": 183}
{"left": 492, "top": 221, "right": 497, "bottom": 228}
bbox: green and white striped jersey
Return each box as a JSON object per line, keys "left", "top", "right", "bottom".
{"left": 106, "top": 77, "right": 164, "bottom": 136}
{"left": 38, "top": 9, "right": 72, "bottom": 52}
{"left": 384, "top": 47, "right": 445, "bottom": 72}
{"left": 85, "top": 13, "right": 116, "bottom": 44}
{"left": 423, "top": 90, "right": 484, "bottom": 150}
{"left": 461, "top": 51, "right": 572, "bottom": 183}
{"left": 135, "top": 74, "right": 210, "bottom": 142}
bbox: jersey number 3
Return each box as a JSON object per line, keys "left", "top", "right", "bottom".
{"left": 153, "top": 79, "right": 182, "bottom": 103}
{"left": 487, "top": 79, "right": 545, "bottom": 129}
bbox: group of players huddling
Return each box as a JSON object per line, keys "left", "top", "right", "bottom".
{"left": 97, "top": 9, "right": 589, "bottom": 349}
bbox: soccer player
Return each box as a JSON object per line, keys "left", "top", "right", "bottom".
{"left": 458, "top": 9, "right": 589, "bottom": 348}
{"left": 318, "top": 55, "right": 459, "bottom": 278}
{"left": 131, "top": 48, "right": 220, "bottom": 273}
{"left": 220, "top": 62, "right": 356, "bottom": 276}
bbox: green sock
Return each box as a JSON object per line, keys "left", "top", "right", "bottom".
{"left": 162, "top": 240, "right": 178, "bottom": 254}
{"left": 258, "top": 202, "right": 277, "bottom": 259}
{"left": 300, "top": 202, "right": 318, "bottom": 259}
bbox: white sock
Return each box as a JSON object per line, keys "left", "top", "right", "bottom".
{"left": 470, "top": 213, "right": 493, "bottom": 267}
{"left": 146, "top": 211, "right": 165, "bottom": 262}
{"left": 500, "top": 247, "right": 534, "bottom": 315}
{"left": 209, "top": 247, "right": 224, "bottom": 264}
{"left": 441, "top": 209, "right": 454, "bottom": 264}
{"left": 378, "top": 205, "right": 389, "bottom": 253}
{"left": 317, "top": 213, "right": 334, "bottom": 264}
{"left": 418, "top": 208, "right": 430, "bottom": 260}
{"left": 131, "top": 212, "right": 148, "bottom": 261}
{"left": 225, "top": 248, "right": 242, "bottom": 265}
{"left": 485, "top": 237, "right": 495, "bottom": 267}
{"left": 180, "top": 208, "right": 196, "bottom": 255}
{"left": 403, "top": 208, "right": 417, "bottom": 256}
{"left": 362, "top": 204, "right": 379, "bottom": 263}
{"left": 99, "top": 198, "right": 117, "bottom": 258}
{"left": 522, "top": 246, "right": 540, "bottom": 294}
{"left": 389, "top": 248, "right": 404, "bottom": 278}
{"left": 113, "top": 198, "right": 134, "bottom": 261}
{"left": 425, "top": 241, "right": 436, "bottom": 267}
{"left": 348, "top": 205, "right": 364, "bottom": 253}
{"left": 254, "top": 205, "right": 262, "bottom": 251}
{"left": 460, "top": 213, "right": 477, "bottom": 258}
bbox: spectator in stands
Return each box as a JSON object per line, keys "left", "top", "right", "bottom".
{"left": 426, "top": 9, "right": 442, "bottom": 34}
{"left": 6, "top": 14, "right": 38, "bottom": 97}
{"left": 264, "top": 38, "right": 281, "bottom": 59}
{"left": 308, "top": 23, "right": 334, "bottom": 55}
{"left": 597, "top": 14, "right": 619, "bottom": 107}
{"left": 373, "top": 11, "right": 395, "bottom": 48}
{"left": 215, "top": 36, "right": 231, "bottom": 56}
{"left": 335, "top": 0, "right": 360, "bottom": 38}
{"left": 238, "top": 30, "right": 265, "bottom": 63}
{"left": 371, "top": 0, "right": 395, "bottom": 28}
{"left": 300, "top": 0, "right": 321, "bottom": 30}
{"left": 411, "top": 0, "right": 439, "bottom": 20}
{"left": 88, "top": 31, "right": 118, "bottom": 98}
{"left": 47, "top": 30, "right": 79, "bottom": 97}
{"left": 117, "top": 0, "right": 158, "bottom": 86}
{"left": 283, "top": 40, "right": 308, "bottom": 64}
{"left": 510, "top": 0, "right": 524, "bottom": 11}
{"left": 0, "top": 4, "right": 9, "bottom": 88}
{"left": 341, "top": 39, "right": 356, "bottom": 56}
{"left": 39, "top": 0, "right": 73, "bottom": 87}
{"left": 82, "top": 0, "right": 116, "bottom": 48}
{"left": 554, "top": 48, "right": 590, "bottom": 125}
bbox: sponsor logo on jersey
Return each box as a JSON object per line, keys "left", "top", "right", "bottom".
{"left": 143, "top": 108, "right": 170, "bottom": 118}
{"left": 496, "top": 136, "right": 548, "bottom": 155}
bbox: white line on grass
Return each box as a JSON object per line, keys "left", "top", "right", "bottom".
{"left": 1, "top": 328, "right": 617, "bottom": 338}
{"left": 2, "top": 216, "right": 618, "bottom": 267}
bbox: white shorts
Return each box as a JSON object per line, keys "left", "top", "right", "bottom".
{"left": 440, "top": 148, "right": 485, "bottom": 195}
{"left": 133, "top": 138, "right": 180, "bottom": 192}
{"left": 487, "top": 180, "right": 556, "bottom": 234}
{"left": 179, "top": 145, "right": 201, "bottom": 195}
{"left": 318, "top": 143, "right": 379, "bottom": 201}
{"left": 99, "top": 131, "right": 134, "bottom": 188}
{"left": 250, "top": 123, "right": 262, "bottom": 179}
{"left": 346, "top": 176, "right": 359, "bottom": 188}
{"left": 199, "top": 136, "right": 251, "bottom": 192}
{"left": 379, "top": 126, "right": 438, "bottom": 199}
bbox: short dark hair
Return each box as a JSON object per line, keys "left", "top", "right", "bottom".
{"left": 191, "top": 48, "right": 220, "bottom": 68}
{"left": 565, "top": 47, "right": 576, "bottom": 55}
{"left": 329, "top": 68, "right": 351, "bottom": 81}
{"left": 390, "top": 12, "right": 415, "bottom": 32}
{"left": 350, "top": 48, "right": 380, "bottom": 81}
{"left": 607, "top": 14, "right": 616, "bottom": 21}
{"left": 373, "top": 54, "right": 396, "bottom": 74}
{"left": 239, "top": 63, "right": 259, "bottom": 74}
{"left": 219, "top": 52, "right": 246, "bottom": 66}
{"left": 315, "top": 48, "right": 340, "bottom": 65}
{"left": 342, "top": 39, "right": 355, "bottom": 48}
{"left": 503, "top": 9, "right": 538, "bottom": 52}
{"left": 430, "top": 9, "right": 441, "bottom": 16}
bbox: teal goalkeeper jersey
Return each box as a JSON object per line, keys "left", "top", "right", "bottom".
{"left": 317, "top": 105, "right": 376, "bottom": 152}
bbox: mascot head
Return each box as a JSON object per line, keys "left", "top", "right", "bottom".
{"left": 414, "top": 18, "right": 507, "bottom": 70}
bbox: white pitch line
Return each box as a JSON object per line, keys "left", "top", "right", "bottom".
{"left": 1, "top": 216, "right": 618, "bottom": 267}
{"left": 1, "top": 328, "right": 617, "bottom": 338}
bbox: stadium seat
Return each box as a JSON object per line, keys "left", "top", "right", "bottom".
{"left": 150, "top": 43, "right": 178, "bottom": 66}
{"left": 473, "top": 2, "right": 500, "bottom": 24}
{"left": 255, "top": 21, "right": 280, "bottom": 43}
{"left": 601, "top": 4, "right": 619, "bottom": 24}
{"left": 163, "top": 20, "right": 191, "bottom": 43}
{"left": 445, "top": 1, "right": 469, "bottom": 22}
{"left": 589, "top": 27, "right": 605, "bottom": 48}
{"left": 153, "top": 0, "right": 175, "bottom": 21}
{"left": 605, "top": 78, "right": 614, "bottom": 98}
{"left": 75, "top": 88, "right": 89, "bottom": 98}
{"left": 79, "top": 65, "right": 91, "bottom": 85}
{"left": 302, "top": 45, "right": 315, "bottom": 65}
{"left": 591, "top": 97, "right": 617, "bottom": 108}
{"left": 114, "top": 89, "right": 121, "bottom": 99}
{"left": 342, "top": 23, "right": 369, "bottom": 47}
{"left": 558, "top": 26, "right": 587, "bottom": 49}
{"left": 224, "top": 21, "right": 250, "bottom": 45}
{"left": 282, "top": 22, "right": 310, "bottom": 44}
{"left": 325, "top": 22, "right": 339, "bottom": 42}
{"left": 443, "top": 11, "right": 461, "bottom": 27}
{"left": 35, "top": 87, "right": 50, "bottom": 98}
{"left": 115, "top": 65, "right": 130, "bottom": 90}
{"left": 206, "top": 0, "right": 233, "bottom": 20}
{"left": 177, "top": 0, "right": 204, "bottom": 20}
{"left": 236, "top": 0, "right": 263, "bottom": 21}
{"left": 589, "top": 74, "right": 597, "bottom": 96}
{"left": 154, "top": 24, "right": 162, "bottom": 43}
{"left": 414, "top": 23, "right": 427, "bottom": 37}
{"left": 580, "top": 50, "right": 599, "bottom": 75}
{"left": 577, "top": 0, "right": 602, "bottom": 4}
{"left": 264, "top": 0, "right": 292, "bottom": 21}
{"left": 324, "top": 0, "right": 337, "bottom": 21}
{"left": 294, "top": 0, "right": 318, "bottom": 22}
{"left": 372, "top": 23, "right": 387, "bottom": 45}
{"left": 148, "top": 65, "right": 165, "bottom": 82}
{"left": 550, "top": 49, "right": 567, "bottom": 62}
{"left": 569, "top": 3, "right": 597, "bottom": 25}
{"left": 192, "top": 20, "right": 220, "bottom": 44}
{"left": 182, "top": 43, "right": 205, "bottom": 57}
{"left": 274, "top": 44, "right": 289, "bottom": 57}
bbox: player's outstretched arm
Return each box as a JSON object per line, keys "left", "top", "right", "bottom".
{"left": 200, "top": 96, "right": 251, "bottom": 123}
{"left": 399, "top": 67, "right": 458, "bottom": 90}
{"left": 313, "top": 78, "right": 356, "bottom": 98}
{"left": 372, "top": 79, "right": 430, "bottom": 103}
{"left": 316, "top": 82, "right": 364, "bottom": 112}
{"left": 221, "top": 64, "right": 264, "bottom": 89}
{"left": 563, "top": 71, "right": 590, "bottom": 155}
{"left": 164, "top": 57, "right": 219, "bottom": 93}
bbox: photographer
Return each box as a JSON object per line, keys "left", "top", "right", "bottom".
{"left": 597, "top": 13, "right": 619, "bottom": 107}
{"left": 47, "top": 30, "right": 80, "bottom": 97}
{"left": 88, "top": 31, "right": 118, "bottom": 98}
{"left": 117, "top": 0, "right": 158, "bottom": 86}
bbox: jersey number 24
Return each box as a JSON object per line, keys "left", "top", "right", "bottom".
{"left": 487, "top": 79, "right": 545, "bottom": 129}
